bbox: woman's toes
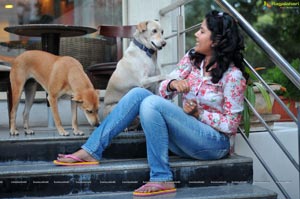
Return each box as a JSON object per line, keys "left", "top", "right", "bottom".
{"left": 57, "top": 154, "right": 65, "bottom": 158}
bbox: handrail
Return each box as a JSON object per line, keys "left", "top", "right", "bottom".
{"left": 165, "top": 23, "right": 200, "bottom": 40}
{"left": 242, "top": 84, "right": 299, "bottom": 172}
{"left": 215, "top": 0, "right": 300, "bottom": 90}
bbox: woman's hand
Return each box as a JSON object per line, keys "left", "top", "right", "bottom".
{"left": 183, "top": 99, "right": 200, "bottom": 118}
{"left": 169, "top": 80, "right": 190, "bottom": 93}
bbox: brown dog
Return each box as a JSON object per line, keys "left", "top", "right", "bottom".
{"left": 1, "top": 50, "right": 99, "bottom": 136}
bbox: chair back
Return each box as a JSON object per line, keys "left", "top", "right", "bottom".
{"left": 60, "top": 37, "right": 106, "bottom": 68}
{"left": 98, "top": 25, "right": 136, "bottom": 60}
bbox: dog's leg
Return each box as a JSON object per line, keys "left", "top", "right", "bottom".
{"left": 23, "top": 80, "right": 38, "bottom": 135}
{"left": 9, "top": 76, "right": 26, "bottom": 136}
{"left": 71, "top": 100, "right": 84, "bottom": 136}
{"left": 48, "top": 95, "right": 69, "bottom": 136}
{"left": 141, "top": 75, "right": 167, "bottom": 88}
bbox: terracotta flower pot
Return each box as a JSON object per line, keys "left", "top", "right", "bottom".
{"left": 272, "top": 96, "right": 298, "bottom": 121}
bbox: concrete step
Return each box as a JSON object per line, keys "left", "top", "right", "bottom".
{"left": 0, "top": 126, "right": 146, "bottom": 161}
{"left": 3, "top": 184, "right": 277, "bottom": 199}
{"left": 0, "top": 154, "right": 253, "bottom": 198}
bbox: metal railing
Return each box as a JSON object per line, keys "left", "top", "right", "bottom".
{"left": 159, "top": 0, "right": 300, "bottom": 199}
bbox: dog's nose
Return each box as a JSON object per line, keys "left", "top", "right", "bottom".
{"left": 95, "top": 123, "right": 100, "bottom": 127}
{"left": 162, "top": 41, "right": 167, "bottom": 47}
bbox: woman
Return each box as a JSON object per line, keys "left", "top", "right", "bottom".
{"left": 54, "top": 10, "right": 247, "bottom": 197}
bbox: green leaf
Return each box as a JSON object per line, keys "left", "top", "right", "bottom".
{"left": 246, "top": 85, "right": 256, "bottom": 106}
{"left": 243, "top": 103, "right": 250, "bottom": 137}
{"left": 245, "top": 67, "right": 258, "bottom": 82}
{"left": 253, "top": 82, "right": 272, "bottom": 112}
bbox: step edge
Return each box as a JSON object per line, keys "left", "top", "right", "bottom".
{"left": 10, "top": 184, "right": 277, "bottom": 199}
{"left": 0, "top": 155, "right": 252, "bottom": 178}
{"left": 0, "top": 131, "right": 145, "bottom": 143}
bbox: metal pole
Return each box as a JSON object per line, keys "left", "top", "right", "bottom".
{"left": 297, "top": 102, "right": 300, "bottom": 195}
{"left": 177, "top": 6, "right": 184, "bottom": 108}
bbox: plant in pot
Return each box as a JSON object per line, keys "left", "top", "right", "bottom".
{"left": 261, "top": 58, "right": 300, "bottom": 121}
{"left": 242, "top": 66, "right": 274, "bottom": 137}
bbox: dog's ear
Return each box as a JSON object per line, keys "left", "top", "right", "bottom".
{"left": 72, "top": 94, "right": 83, "bottom": 103}
{"left": 137, "top": 21, "right": 148, "bottom": 33}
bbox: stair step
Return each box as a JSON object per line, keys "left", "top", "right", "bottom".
{"left": 0, "top": 155, "right": 252, "bottom": 198}
{"left": 3, "top": 184, "right": 277, "bottom": 199}
{"left": 0, "top": 126, "right": 146, "bottom": 161}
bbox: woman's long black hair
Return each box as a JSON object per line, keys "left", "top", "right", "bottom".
{"left": 189, "top": 10, "right": 248, "bottom": 83}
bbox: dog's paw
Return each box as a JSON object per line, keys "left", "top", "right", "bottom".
{"left": 10, "top": 129, "right": 19, "bottom": 136}
{"left": 73, "top": 129, "right": 85, "bottom": 136}
{"left": 25, "top": 128, "right": 35, "bottom": 135}
{"left": 59, "top": 130, "right": 70, "bottom": 136}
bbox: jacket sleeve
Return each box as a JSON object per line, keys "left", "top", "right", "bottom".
{"left": 159, "top": 53, "right": 193, "bottom": 99}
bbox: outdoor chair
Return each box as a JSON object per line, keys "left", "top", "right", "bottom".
{"left": 85, "top": 25, "right": 137, "bottom": 89}
{"left": 59, "top": 37, "right": 106, "bottom": 68}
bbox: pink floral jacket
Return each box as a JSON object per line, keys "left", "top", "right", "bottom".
{"left": 159, "top": 53, "right": 246, "bottom": 136}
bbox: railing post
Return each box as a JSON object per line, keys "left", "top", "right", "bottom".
{"left": 297, "top": 102, "right": 300, "bottom": 193}
{"left": 177, "top": 6, "right": 185, "bottom": 107}
{"left": 177, "top": 7, "right": 185, "bottom": 61}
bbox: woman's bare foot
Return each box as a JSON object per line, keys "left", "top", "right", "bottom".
{"left": 57, "top": 149, "right": 98, "bottom": 163}
{"left": 134, "top": 181, "right": 175, "bottom": 193}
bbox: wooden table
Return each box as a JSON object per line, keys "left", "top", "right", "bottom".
{"left": 4, "top": 24, "right": 97, "bottom": 128}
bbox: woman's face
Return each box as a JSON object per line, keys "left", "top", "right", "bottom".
{"left": 194, "top": 19, "right": 213, "bottom": 56}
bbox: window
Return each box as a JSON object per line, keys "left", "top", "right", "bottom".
{"left": 0, "top": 0, "right": 122, "bottom": 56}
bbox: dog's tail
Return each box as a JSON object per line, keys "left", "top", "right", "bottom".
{"left": 0, "top": 55, "right": 15, "bottom": 64}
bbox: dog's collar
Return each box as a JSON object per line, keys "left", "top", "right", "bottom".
{"left": 133, "top": 39, "right": 155, "bottom": 58}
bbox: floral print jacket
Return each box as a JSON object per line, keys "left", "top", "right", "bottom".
{"left": 159, "top": 52, "right": 246, "bottom": 136}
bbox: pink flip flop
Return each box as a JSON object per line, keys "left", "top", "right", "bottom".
{"left": 133, "top": 183, "right": 176, "bottom": 197}
{"left": 53, "top": 154, "right": 99, "bottom": 166}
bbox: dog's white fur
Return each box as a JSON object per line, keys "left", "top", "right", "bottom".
{"left": 103, "top": 20, "right": 167, "bottom": 118}
{"left": 2, "top": 50, "right": 100, "bottom": 136}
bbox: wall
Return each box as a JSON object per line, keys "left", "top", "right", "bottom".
{"left": 124, "top": 0, "right": 178, "bottom": 75}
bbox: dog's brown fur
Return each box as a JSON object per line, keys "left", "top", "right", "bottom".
{"left": 2, "top": 50, "right": 100, "bottom": 136}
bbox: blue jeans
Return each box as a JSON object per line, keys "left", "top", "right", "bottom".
{"left": 82, "top": 87, "right": 229, "bottom": 182}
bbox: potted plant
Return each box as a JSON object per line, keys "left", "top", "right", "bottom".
{"left": 261, "top": 58, "right": 300, "bottom": 121}
{"left": 242, "top": 67, "right": 275, "bottom": 137}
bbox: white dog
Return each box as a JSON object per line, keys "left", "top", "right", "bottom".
{"left": 103, "top": 20, "right": 167, "bottom": 118}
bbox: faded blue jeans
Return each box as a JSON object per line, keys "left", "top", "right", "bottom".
{"left": 82, "top": 87, "right": 229, "bottom": 182}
